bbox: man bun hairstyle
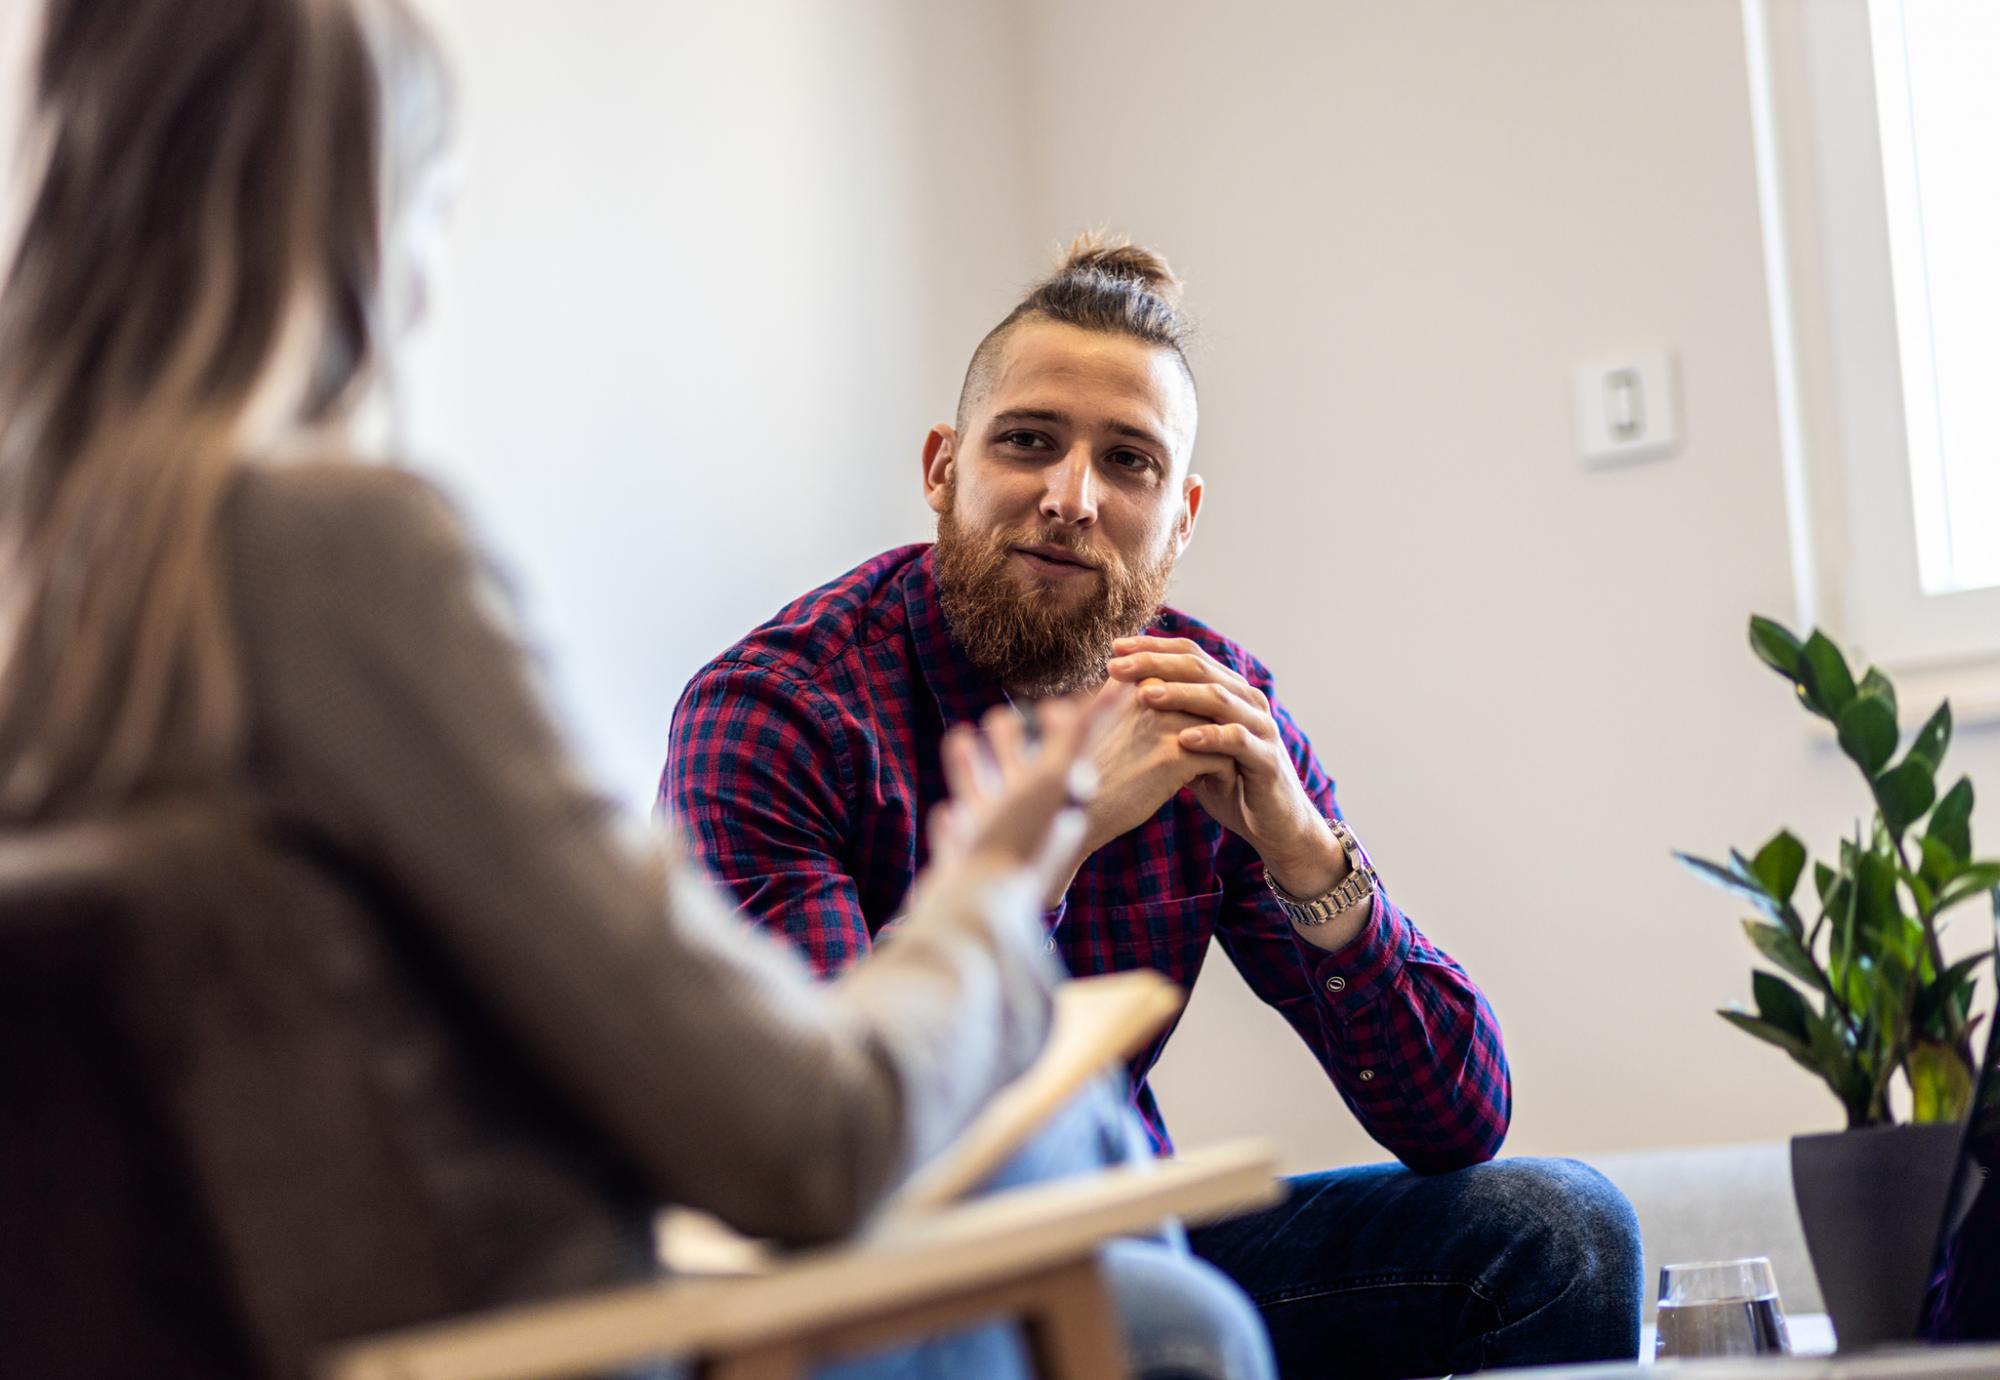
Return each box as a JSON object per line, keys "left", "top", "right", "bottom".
{"left": 955, "top": 230, "right": 1195, "bottom": 431}
{"left": 1032, "top": 230, "right": 1188, "bottom": 335}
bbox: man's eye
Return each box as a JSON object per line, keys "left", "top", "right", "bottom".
{"left": 1109, "top": 449, "right": 1156, "bottom": 473}
{"left": 1000, "top": 431, "right": 1050, "bottom": 450}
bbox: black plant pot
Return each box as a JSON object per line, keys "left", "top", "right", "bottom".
{"left": 1791, "top": 1123, "right": 1963, "bottom": 1350}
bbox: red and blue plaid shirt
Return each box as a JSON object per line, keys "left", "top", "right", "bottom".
{"left": 664, "top": 545, "right": 1510, "bottom": 1169}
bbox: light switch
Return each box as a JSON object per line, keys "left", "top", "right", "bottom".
{"left": 1574, "top": 350, "right": 1678, "bottom": 466}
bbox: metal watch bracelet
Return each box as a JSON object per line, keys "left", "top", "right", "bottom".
{"left": 1264, "top": 817, "right": 1377, "bottom": 927}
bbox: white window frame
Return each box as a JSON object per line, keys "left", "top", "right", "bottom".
{"left": 1746, "top": 0, "right": 2000, "bottom": 717}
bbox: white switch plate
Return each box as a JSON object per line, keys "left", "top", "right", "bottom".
{"left": 1573, "top": 349, "right": 1678, "bottom": 466}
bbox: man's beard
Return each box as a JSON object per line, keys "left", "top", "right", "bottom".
{"left": 933, "top": 493, "right": 1175, "bottom": 698}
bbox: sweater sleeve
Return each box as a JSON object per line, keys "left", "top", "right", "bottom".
{"left": 224, "top": 463, "right": 1056, "bottom": 1243}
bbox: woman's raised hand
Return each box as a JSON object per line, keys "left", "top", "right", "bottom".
{"left": 924, "top": 695, "right": 1108, "bottom": 903}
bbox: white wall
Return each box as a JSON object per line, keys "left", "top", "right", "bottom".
{"left": 403, "top": 0, "right": 1035, "bottom": 803}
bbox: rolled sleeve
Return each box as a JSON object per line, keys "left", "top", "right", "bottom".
{"left": 1295, "top": 890, "right": 1411, "bottom": 1011}
{"left": 1215, "top": 649, "right": 1511, "bottom": 1171}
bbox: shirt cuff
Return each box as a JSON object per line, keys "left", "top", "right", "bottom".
{"left": 1295, "top": 888, "right": 1412, "bottom": 1014}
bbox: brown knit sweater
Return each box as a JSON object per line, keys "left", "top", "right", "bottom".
{"left": 221, "top": 459, "right": 1058, "bottom": 1299}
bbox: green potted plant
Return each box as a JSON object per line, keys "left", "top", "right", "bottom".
{"left": 1677, "top": 615, "right": 2000, "bottom": 1348}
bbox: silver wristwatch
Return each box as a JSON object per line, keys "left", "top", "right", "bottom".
{"left": 1264, "top": 817, "right": 1377, "bottom": 926}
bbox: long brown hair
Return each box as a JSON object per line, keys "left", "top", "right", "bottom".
{"left": 0, "top": 0, "right": 447, "bottom": 822}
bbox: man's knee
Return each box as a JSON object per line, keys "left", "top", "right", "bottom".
{"left": 1462, "top": 1156, "right": 1643, "bottom": 1285}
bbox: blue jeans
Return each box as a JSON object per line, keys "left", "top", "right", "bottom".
{"left": 653, "top": 1081, "right": 1274, "bottom": 1380}
{"left": 1185, "top": 1158, "right": 1643, "bottom": 1378}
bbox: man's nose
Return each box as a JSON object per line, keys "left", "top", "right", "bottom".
{"left": 1038, "top": 445, "right": 1098, "bottom": 528}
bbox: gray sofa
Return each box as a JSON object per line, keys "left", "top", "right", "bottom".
{"left": 1585, "top": 1141, "right": 1821, "bottom": 1318}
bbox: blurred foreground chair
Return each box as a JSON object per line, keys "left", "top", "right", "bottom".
{"left": 330, "top": 1144, "right": 1276, "bottom": 1380}
{"left": 0, "top": 812, "right": 1279, "bottom": 1380}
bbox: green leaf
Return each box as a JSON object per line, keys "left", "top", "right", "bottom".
{"left": 1939, "top": 949, "right": 1990, "bottom": 997}
{"left": 1732, "top": 850, "right": 1806, "bottom": 929}
{"left": 1904, "top": 869, "right": 1936, "bottom": 917}
{"left": 1719, "top": 1007, "right": 1812, "bottom": 1063}
{"left": 1744, "top": 919, "right": 1828, "bottom": 994}
{"left": 1802, "top": 1000, "right": 1857, "bottom": 1063}
{"left": 1935, "top": 862, "right": 2000, "bottom": 914}
{"left": 1909, "top": 1041, "right": 1976, "bottom": 1123}
{"left": 1913, "top": 951, "right": 1989, "bottom": 1039}
{"left": 1858, "top": 667, "right": 1899, "bottom": 721}
{"left": 1814, "top": 861, "right": 1838, "bottom": 904}
{"left": 1893, "top": 915, "right": 1928, "bottom": 969}
{"left": 1825, "top": 876, "right": 1854, "bottom": 954}
{"left": 1749, "top": 616, "right": 1804, "bottom": 681}
{"left": 1871, "top": 951, "right": 1911, "bottom": 1037}
{"left": 1874, "top": 757, "right": 1938, "bottom": 839}
{"left": 1749, "top": 831, "right": 1808, "bottom": 903}
{"left": 1753, "top": 970, "right": 1813, "bottom": 1042}
{"left": 1930, "top": 777, "right": 1975, "bottom": 862}
{"left": 1674, "top": 852, "right": 1782, "bottom": 913}
{"left": 1912, "top": 701, "right": 1952, "bottom": 773}
{"left": 1919, "top": 836, "right": 1961, "bottom": 893}
{"left": 1798, "top": 631, "right": 1857, "bottom": 720}
{"left": 1853, "top": 851, "right": 1903, "bottom": 938}
{"left": 1838, "top": 954, "right": 1878, "bottom": 1016}
{"left": 1837, "top": 696, "right": 1899, "bottom": 777}
{"left": 1801, "top": 1003, "right": 1870, "bottom": 1117}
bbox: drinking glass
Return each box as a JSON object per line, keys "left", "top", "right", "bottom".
{"left": 1655, "top": 1257, "right": 1793, "bottom": 1360}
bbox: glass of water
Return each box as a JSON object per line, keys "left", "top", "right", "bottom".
{"left": 1655, "top": 1257, "right": 1792, "bottom": 1360}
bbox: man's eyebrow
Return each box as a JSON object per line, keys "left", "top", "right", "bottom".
{"left": 989, "top": 407, "right": 1071, "bottom": 428}
{"left": 989, "top": 408, "right": 1169, "bottom": 453}
{"left": 1105, "top": 420, "right": 1169, "bottom": 451}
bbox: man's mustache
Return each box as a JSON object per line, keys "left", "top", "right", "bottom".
{"left": 1007, "top": 527, "right": 1110, "bottom": 572}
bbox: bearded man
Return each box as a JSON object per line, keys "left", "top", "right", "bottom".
{"left": 662, "top": 235, "right": 1642, "bottom": 1379}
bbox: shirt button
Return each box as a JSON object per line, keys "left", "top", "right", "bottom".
{"left": 1324, "top": 975, "right": 1347, "bottom": 995}
{"left": 1359, "top": 1069, "right": 1376, "bottom": 1082}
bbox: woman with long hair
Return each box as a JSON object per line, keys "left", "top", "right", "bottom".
{"left": 0, "top": 3, "right": 1270, "bottom": 1377}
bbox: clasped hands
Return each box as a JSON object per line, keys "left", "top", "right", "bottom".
{"left": 912, "top": 636, "right": 1350, "bottom": 933}
{"left": 1057, "top": 635, "right": 1344, "bottom": 907}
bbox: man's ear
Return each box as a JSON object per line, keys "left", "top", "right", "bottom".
{"left": 1173, "top": 472, "right": 1205, "bottom": 556}
{"left": 922, "top": 425, "right": 957, "bottom": 515}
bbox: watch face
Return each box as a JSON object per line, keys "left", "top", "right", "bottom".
{"left": 1331, "top": 818, "right": 1371, "bottom": 872}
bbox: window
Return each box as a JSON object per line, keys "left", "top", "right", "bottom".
{"left": 1751, "top": 0, "right": 2000, "bottom": 689}
{"left": 1871, "top": 0, "right": 2000, "bottom": 597}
